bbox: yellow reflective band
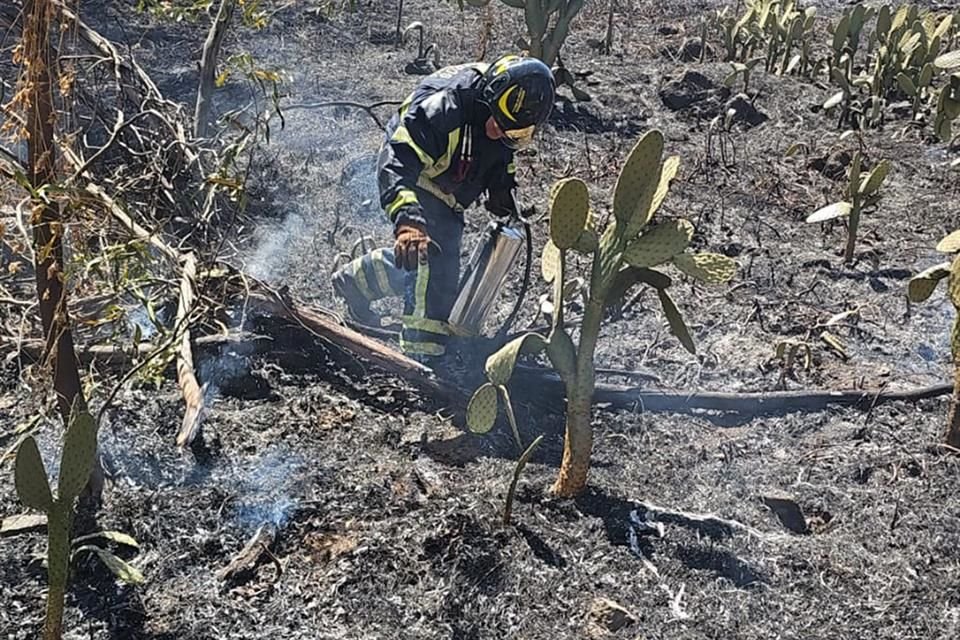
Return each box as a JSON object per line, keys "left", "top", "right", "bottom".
{"left": 413, "top": 260, "right": 430, "bottom": 319}
{"left": 350, "top": 256, "right": 375, "bottom": 301}
{"left": 391, "top": 125, "right": 434, "bottom": 166}
{"left": 506, "top": 162, "right": 516, "bottom": 174}
{"left": 399, "top": 91, "right": 415, "bottom": 116}
{"left": 423, "top": 127, "right": 462, "bottom": 179}
{"left": 399, "top": 339, "right": 446, "bottom": 357}
{"left": 498, "top": 85, "right": 519, "bottom": 123}
{"left": 403, "top": 316, "right": 451, "bottom": 336}
{"left": 416, "top": 176, "right": 459, "bottom": 209}
{"left": 370, "top": 249, "right": 393, "bottom": 297}
{"left": 493, "top": 55, "right": 519, "bottom": 76}
{"left": 386, "top": 188, "right": 418, "bottom": 217}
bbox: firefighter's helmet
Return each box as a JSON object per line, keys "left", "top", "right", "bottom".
{"left": 481, "top": 55, "right": 556, "bottom": 149}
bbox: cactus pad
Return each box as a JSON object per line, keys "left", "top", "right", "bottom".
{"left": 57, "top": 409, "right": 98, "bottom": 504}
{"left": 908, "top": 262, "right": 952, "bottom": 302}
{"left": 486, "top": 333, "right": 547, "bottom": 386}
{"left": 936, "top": 229, "right": 960, "bottom": 253}
{"left": 950, "top": 256, "right": 960, "bottom": 309}
{"left": 622, "top": 219, "right": 695, "bottom": 268}
{"left": 46, "top": 505, "right": 71, "bottom": 590}
{"left": 672, "top": 252, "right": 738, "bottom": 284}
{"left": 466, "top": 383, "right": 499, "bottom": 434}
{"left": 546, "top": 328, "right": 577, "bottom": 381}
{"left": 15, "top": 436, "right": 54, "bottom": 512}
{"left": 859, "top": 159, "right": 891, "bottom": 195}
{"left": 806, "top": 201, "right": 853, "bottom": 223}
{"left": 935, "top": 50, "right": 960, "bottom": 69}
{"left": 572, "top": 229, "right": 599, "bottom": 254}
{"left": 541, "top": 239, "right": 561, "bottom": 283}
{"left": 613, "top": 130, "right": 664, "bottom": 225}
{"left": 657, "top": 288, "right": 696, "bottom": 355}
{"left": 549, "top": 178, "right": 590, "bottom": 249}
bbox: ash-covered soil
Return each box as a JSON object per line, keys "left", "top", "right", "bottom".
{"left": 2, "top": 1, "right": 960, "bottom": 638}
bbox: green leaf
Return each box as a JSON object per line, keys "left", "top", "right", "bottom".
{"left": 467, "top": 383, "right": 499, "bottom": 434}
{"left": 485, "top": 333, "right": 547, "bottom": 386}
{"left": 806, "top": 202, "right": 853, "bottom": 223}
{"left": 908, "top": 263, "right": 951, "bottom": 302}
{"left": 672, "top": 252, "right": 738, "bottom": 284}
{"left": 57, "top": 407, "right": 98, "bottom": 504}
{"left": 657, "top": 289, "right": 696, "bottom": 355}
{"left": 859, "top": 159, "right": 890, "bottom": 195}
{"left": 74, "top": 545, "right": 144, "bottom": 585}
{"left": 15, "top": 436, "right": 53, "bottom": 512}
{"left": 73, "top": 531, "right": 140, "bottom": 549}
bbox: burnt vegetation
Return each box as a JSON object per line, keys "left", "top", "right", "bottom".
{"left": 1, "top": 1, "right": 960, "bottom": 639}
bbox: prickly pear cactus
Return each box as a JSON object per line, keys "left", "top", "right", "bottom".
{"left": 467, "top": 383, "right": 499, "bottom": 434}
{"left": 486, "top": 333, "right": 547, "bottom": 386}
{"left": 613, "top": 130, "right": 663, "bottom": 230}
{"left": 15, "top": 437, "right": 54, "bottom": 512}
{"left": 672, "top": 252, "right": 739, "bottom": 284}
{"left": 549, "top": 178, "right": 590, "bottom": 250}
{"left": 622, "top": 220, "right": 695, "bottom": 268}
{"left": 13, "top": 407, "right": 100, "bottom": 640}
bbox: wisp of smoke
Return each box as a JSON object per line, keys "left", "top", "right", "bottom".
{"left": 217, "top": 445, "right": 306, "bottom": 533}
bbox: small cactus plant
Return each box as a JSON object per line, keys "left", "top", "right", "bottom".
{"left": 15, "top": 405, "right": 98, "bottom": 640}
{"left": 806, "top": 150, "right": 891, "bottom": 263}
{"left": 908, "top": 228, "right": 960, "bottom": 448}
{"left": 465, "top": 0, "right": 585, "bottom": 65}
{"left": 467, "top": 130, "right": 737, "bottom": 497}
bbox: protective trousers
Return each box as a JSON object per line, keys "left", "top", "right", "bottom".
{"left": 338, "top": 191, "right": 464, "bottom": 358}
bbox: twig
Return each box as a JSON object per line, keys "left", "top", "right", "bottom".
{"left": 175, "top": 253, "right": 205, "bottom": 448}
{"left": 281, "top": 100, "right": 402, "bottom": 131}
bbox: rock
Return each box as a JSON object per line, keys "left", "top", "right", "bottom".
{"left": 761, "top": 494, "right": 809, "bottom": 534}
{"left": 658, "top": 25, "right": 681, "bottom": 36}
{"left": 725, "top": 93, "right": 768, "bottom": 128}
{"left": 807, "top": 149, "right": 852, "bottom": 180}
{"left": 587, "top": 598, "right": 637, "bottom": 637}
{"left": 668, "top": 38, "right": 713, "bottom": 62}
{"left": 659, "top": 70, "right": 728, "bottom": 112}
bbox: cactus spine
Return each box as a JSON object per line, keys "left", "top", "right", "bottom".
{"left": 14, "top": 405, "right": 99, "bottom": 640}
{"left": 467, "top": 130, "right": 737, "bottom": 497}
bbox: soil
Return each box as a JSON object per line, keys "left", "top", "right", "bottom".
{"left": 2, "top": 1, "right": 960, "bottom": 639}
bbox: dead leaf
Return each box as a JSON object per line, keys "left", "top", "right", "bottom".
{"left": 306, "top": 532, "right": 357, "bottom": 564}
{"left": 1, "top": 513, "right": 47, "bottom": 535}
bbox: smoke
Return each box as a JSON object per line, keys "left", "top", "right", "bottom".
{"left": 242, "top": 210, "right": 309, "bottom": 284}
{"left": 215, "top": 445, "right": 306, "bottom": 533}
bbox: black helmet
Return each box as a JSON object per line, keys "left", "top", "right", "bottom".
{"left": 480, "top": 55, "right": 556, "bottom": 149}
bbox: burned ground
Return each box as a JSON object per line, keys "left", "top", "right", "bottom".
{"left": 2, "top": 0, "right": 960, "bottom": 638}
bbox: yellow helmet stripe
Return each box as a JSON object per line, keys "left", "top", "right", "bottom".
{"left": 498, "top": 85, "right": 519, "bottom": 123}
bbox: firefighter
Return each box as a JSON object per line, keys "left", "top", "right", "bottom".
{"left": 331, "top": 54, "right": 556, "bottom": 361}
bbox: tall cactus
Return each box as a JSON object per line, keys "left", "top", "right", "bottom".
{"left": 909, "top": 229, "right": 960, "bottom": 447}
{"left": 467, "top": 0, "right": 584, "bottom": 65}
{"left": 805, "top": 151, "right": 891, "bottom": 263}
{"left": 14, "top": 405, "right": 99, "bottom": 640}
{"left": 467, "top": 130, "right": 737, "bottom": 497}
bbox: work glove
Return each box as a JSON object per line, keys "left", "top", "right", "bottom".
{"left": 394, "top": 221, "right": 433, "bottom": 271}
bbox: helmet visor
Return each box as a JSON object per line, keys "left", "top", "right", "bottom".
{"left": 502, "top": 125, "right": 536, "bottom": 149}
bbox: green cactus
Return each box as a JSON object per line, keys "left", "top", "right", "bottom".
{"left": 466, "top": 129, "right": 737, "bottom": 497}
{"left": 908, "top": 228, "right": 960, "bottom": 447}
{"left": 806, "top": 151, "right": 890, "bottom": 263}
{"left": 13, "top": 404, "right": 100, "bottom": 640}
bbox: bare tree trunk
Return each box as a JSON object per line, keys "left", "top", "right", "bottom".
{"left": 24, "top": 0, "right": 86, "bottom": 423}
{"left": 194, "top": 0, "right": 235, "bottom": 139}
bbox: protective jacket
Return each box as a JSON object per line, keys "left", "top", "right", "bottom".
{"left": 379, "top": 62, "right": 519, "bottom": 228}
